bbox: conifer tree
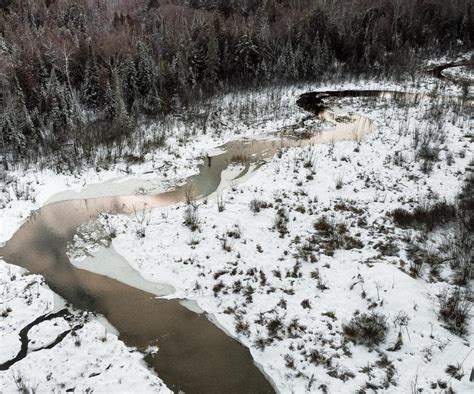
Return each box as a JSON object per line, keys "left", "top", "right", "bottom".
{"left": 83, "top": 58, "right": 101, "bottom": 108}
{"left": 205, "top": 32, "right": 220, "bottom": 85}
{"left": 120, "top": 55, "right": 138, "bottom": 109}
{"left": 191, "top": 44, "right": 206, "bottom": 84}
{"left": 136, "top": 42, "right": 156, "bottom": 96}
{"left": 104, "top": 80, "right": 116, "bottom": 120}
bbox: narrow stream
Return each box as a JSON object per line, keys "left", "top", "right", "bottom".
{"left": 0, "top": 89, "right": 469, "bottom": 393}
{"left": 427, "top": 59, "right": 473, "bottom": 84}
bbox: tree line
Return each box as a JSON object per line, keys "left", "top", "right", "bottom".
{"left": 0, "top": 0, "right": 472, "bottom": 163}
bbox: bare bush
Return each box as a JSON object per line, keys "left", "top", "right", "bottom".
{"left": 249, "top": 198, "right": 269, "bottom": 214}
{"left": 183, "top": 205, "right": 200, "bottom": 232}
{"left": 342, "top": 312, "right": 388, "bottom": 346}
{"left": 273, "top": 208, "right": 289, "bottom": 238}
{"left": 313, "top": 216, "right": 363, "bottom": 255}
{"left": 334, "top": 173, "right": 344, "bottom": 190}
{"left": 391, "top": 200, "right": 455, "bottom": 230}
{"left": 217, "top": 193, "right": 225, "bottom": 212}
{"left": 438, "top": 288, "right": 472, "bottom": 336}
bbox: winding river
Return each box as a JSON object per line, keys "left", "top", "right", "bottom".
{"left": 0, "top": 87, "right": 470, "bottom": 393}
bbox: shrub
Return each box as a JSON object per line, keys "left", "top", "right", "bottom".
{"left": 313, "top": 216, "right": 334, "bottom": 235}
{"left": 391, "top": 200, "right": 455, "bottom": 230}
{"left": 183, "top": 205, "right": 200, "bottom": 231}
{"left": 417, "top": 143, "right": 440, "bottom": 173}
{"left": 443, "top": 216, "right": 473, "bottom": 285}
{"left": 301, "top": 299, "right": 311, "bottom": 309}
{"left": 342, "top": 312, "right": 388, "bottom": 346}
{"left": 254, "top": 336, "right": 268, "bottom": 351}
{"left": 12, "top": 370, "right": 38, "bottom": 394}
{"left": 217, "top": 193, "right": 225, "bottom": 212}
{"left": 234, "top": 315, "right": 250, "bottom": 337}
{"left": 406, "top": 243, "right": 443, "bottom": 277}
{"left": 458, "top": 169, "right": 473, "bottom": 231}
{"left": 375, "top": 239, "right": 400, "bottom": 257}
{"left": 212, "top": 281, "right": 225, "bottom": 296}
{"left": 445, "top": 363, "right": 464, "bottom": 381}
{"left": 226, "top": 224, "right": 242, "bottom": 239}
{"left": 438, "top": 288, "right": 472, "bottom": 335}
{"left": 219, "top": 234, "right": 232, "bottom": 252}
{"left": 335, "top": 174, "right": 344, "bottom": 189}
{"left": 313, "top": 216, "right": 364, "bottom": 254}
{"left": 249, "top": 199, "right": 269, "bottom": 214}
{"left": 266, "top": 317, "right": 284, "bottom": 342}
{"left": 273, "top": 208, "right": 289, "bottom": 238}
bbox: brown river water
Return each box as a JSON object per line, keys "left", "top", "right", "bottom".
{"left": 0, "top": 90, "right": 469, "bottom": 393}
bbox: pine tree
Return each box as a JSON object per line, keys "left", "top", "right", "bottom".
{"left": 50, "top": 95, "right": 63, "bottom": 137}
{"left": 13, "top": 78, "right": 36, "bottom": 147}
{"left": 104, "top": 72, "right": 129, "bottom": 122}
{"left": 220, "top": 39, "right": 231, "bottom": 77}
{"left": 1, "top": 92, "right": 27, "bottom": 155}
{"left": 235, "top": 35, "right": 260, "bottom": 77}
{"left": 205, "top": 32, "right": 220, "bottom": 85}
{"left": 136, "top": 41, "right": 156, "bottom": 96}
{"left": 120, "top": 55, "right": 138, "bottom": 109}
{"left": 311, "top": 34, "right": 323, "bottom": 76}
{"left": 0, "top": 107, "right": 24, "bottom": 154}
{"left": 142, "top": 85, "right": 161, "bottom": 116}
{"left": 175, "top": 48, "right": 191, "bottom": 90}
{"left": 191, "top": 44, "right": 206, "bottom": 84}
{"left": 103, "top": 80, "right": 116, "bottom": 120}
{"left": 83, "top": 58, "right": 101, "bottom": 108}
{"left": 321, "top": 37, "right": 332, "bottom": 71}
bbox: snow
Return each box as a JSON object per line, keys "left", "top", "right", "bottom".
{"left": 107, "top": 92, "right": 472, "bottom": 392}
{"left": 0, "top": 260, "right": 171, "bottom": 392}
{"left": 1, "top": 76, "right": 473, "bottom": 392}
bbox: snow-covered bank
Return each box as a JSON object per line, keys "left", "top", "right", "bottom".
{"left": 0, "top": 260, "right": 171, "bottom": 393}
{"left": 107, "top": 94, "right": 472, "bottom": 392}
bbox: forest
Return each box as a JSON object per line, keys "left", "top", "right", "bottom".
{"left": 0, "top": 0, "right": 472, "bottom": 164}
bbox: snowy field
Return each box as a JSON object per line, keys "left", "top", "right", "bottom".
{"left": 1, "top": 76, "right": 473, "bottom": 392}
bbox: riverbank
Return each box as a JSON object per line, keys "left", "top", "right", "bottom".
{"left": 106, "top": 90, "right": 472, "bottom": 392}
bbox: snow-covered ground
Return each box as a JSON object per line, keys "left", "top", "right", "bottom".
{"left": 442, "top": 66, "right": 474, "bottom": 87}
{"left": 1, "top": 76, "right": 472, "bottom": 392}
{"left": 0, "top": 260, "right": 171, "bottom": 393}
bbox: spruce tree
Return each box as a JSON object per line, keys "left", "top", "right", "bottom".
{"left": 83, "top": 58, "right": 101, "bottom": 108}
{"left": 136, "top": 41, "right": 156, "bottom": 96}
{"left": 205, "top": 32, "right": 220, "bottom": 85}
{"left": 104, "top": 80, "right": 116, "bottom": 120}
{"left": 120, "top": 55, "right": 138, "bottom": 109}
{"left": 191, "top": 44, "right": 206, "bottom": 84}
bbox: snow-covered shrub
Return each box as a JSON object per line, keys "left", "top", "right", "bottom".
{"left": 445, "top": 363, "right": 464, "bottom": 381}
{"left": 443, "top": 217, "right": 473, "bottom": 285}
{"left": 249, "top": 198, "right": 269, "bottom": 214}
{"left": 313, "top": 216, "right": 364, "bottom": 255}
{"left": 217, "top": 193, "right": 225, "bottom": 212}
{"left": 342, "top": 312, "right": 388, "bottom": 346}
{"left": 273, "top": 207, "right": 289, "bottom": 238}
{"left": 334, "top": 173, "right": 344, "bottom": 189}
{"left": 405, "top": 243, "right": 444, "bottom": 279}
{"left": 183, "top": 205, "right": 200, "bottom": 231}
{"left": 391, "top": 200, "right": 455, "bottom": 230}
{"left": 438, "top": 288, "right": 472, "bottom": 336}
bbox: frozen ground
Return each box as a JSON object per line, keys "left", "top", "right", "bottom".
{"left": 1, "top": 76, "right": 472, "bottom": 392}
{"left": 0, "top": 260, "right": 171, "bottom": 393}
{"left": 107, "top": 96, "right": 473, "bottom": 392}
